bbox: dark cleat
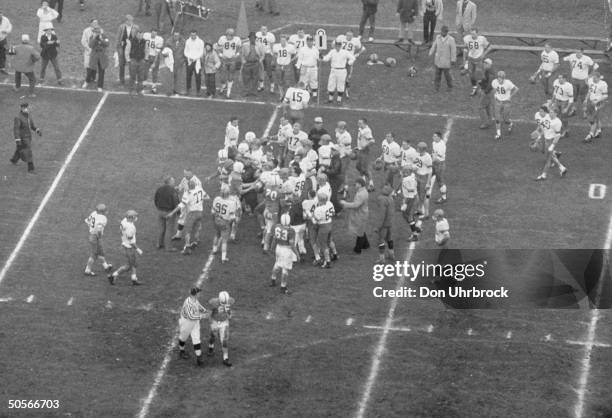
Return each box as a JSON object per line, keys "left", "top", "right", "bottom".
{"left": 223, "top": 359, "right": 232, "bottom": 367}
{"left": 107, "top": 274, "right": 115, "bottom": 285}
{"left": 179, "top": 350, "right": 189, "bottom": 359}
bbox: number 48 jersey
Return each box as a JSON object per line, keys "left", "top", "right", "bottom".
{"left": 284, "top": 87, "right": 310, "bottom": 110}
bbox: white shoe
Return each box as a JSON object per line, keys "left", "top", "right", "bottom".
{"left": 81, "top": 82, "right": 87, "bottom": 88}
{"left": 368, "top": 37, "right": 374, "bottom": 42}
{"left": 97, "top": 88, "right": 103, "bottom": 92}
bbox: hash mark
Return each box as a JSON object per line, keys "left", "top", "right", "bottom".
{"left": 26, "top": 294, "right": 34, "bottom": 303}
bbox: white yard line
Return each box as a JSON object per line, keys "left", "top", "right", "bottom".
{"left": 136, "top": 104, "right": 281, "bottom": 418}
{"left": 573, "top": 207, "right": 612, "bottom": 418}
{"left": 355, "top": 242, "right": 415, "bottom": 418}
{"left": 0, "top": 92, "right": 109, "bottom": 288}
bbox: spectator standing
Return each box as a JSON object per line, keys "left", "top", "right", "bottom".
{"left": 359, "top": 0, "right": 379, "bottom": 42}
{"left": 36, "top": 2, "right": 59, "bottom": 43}
{"left": 48, "top": 0, "right": 63, "bottom": 23}
{"left": 39, "top": 25, "right": 62, "bottom": 85}
{"left": 154, "top": 176, "right": 180, "bottom": 249}
{"left": 115, "top": 15, "right": 139, "bottom": 86}
{"left": 374, "top": 184, "right": 395, "bottom": 263}
{"left": 308, "top": 116, "right": 328, "bottom": 152}
{"left": 340, "top": 178, "right": 370, "bottom": 254}
{"left": 11, "top": 34, "right": 40, "bottom": 97}
{"left": 10, "top": 102, "right": 42, "bottom": 173}
{"left": 81, "top": 19, "right": 98, "bottom": 85}
{"left": 165, "top": 31, "right": 185, "bottom": 95}
{"left": 128, "top": 30, "right": 148, "bottom": 95}
{"left": 87, "top": 27, "right": 110, "bottom": 91}
{"left": 396, "top": 0, "right": 419, "bottom": 45}
{"left": 421, "top": 0, "right": 443, "bottom": 45}
{"left": 478, "top": 58, "right": 495, "bottom": 129}
{"left": 0, "top": 10, "right": 12, "bottom": 74}
{"left": 184, "top": 30, "right": 204, "bottom": 96}
{"left": 429, "top": 25, "right": 456, "bottom": 92}
{"left": 255, "top": 0, "right": 280, "bottom": 16}
{"left": 241, "top": 32, "right": 265, "bottom": 97}
{"left": 203, "top": 42, "right": 221, "bottom": 97}
{"left": 326, "top": 147, "right": 345, "bottom": 214}
{"left": 455, "top": 0, "right": 476, "bottom": 41}
{"left": 143, "top": 28, "right": 164, "bottom": 93}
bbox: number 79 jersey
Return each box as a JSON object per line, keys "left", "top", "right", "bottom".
{"left": 284, "top": 87, "right": 310, "bottom": 110}
{"left": 85, "top": 211, "right": 107, "bottom": 236}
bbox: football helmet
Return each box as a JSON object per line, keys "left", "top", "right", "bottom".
{"left": 408, "top": 66, "right": 417, "bottom": 77}
{"left": 385, "top": 57, "right": 397, "bottom": 67}
{"left": 218, "top": 291, "right": 230, "bottom": 304}
{"left": 280, "top": 213, "right": 291, "bottom": 226}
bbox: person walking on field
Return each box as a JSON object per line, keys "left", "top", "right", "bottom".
{"left": 10, "top": 102, "right": 42, "bottom": 173}
{"left": 359, "top": 0, "right": 379, "bottom": 42}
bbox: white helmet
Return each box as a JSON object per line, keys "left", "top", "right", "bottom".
{"left": 217, "top": 148, "right": 229, "bottom": 161}
{"left": 280, "top": 213, "right": 291, "bottom": 226}
{"left": 245, "top": 131, "right": 256, "bottom": 143}
{"left": 317, "top": 189, "right": 329, "bottom": 201}
{"left": 232, "top": 161, "right": 244, "bottom": 174}
{"left": 218, "top": 291, "right": 230, "bottom": 304}
{"left": 237, "top": 142, "right": 250, "bottom": 154}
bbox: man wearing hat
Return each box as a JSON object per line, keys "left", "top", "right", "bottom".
{"left": 178, "top": 287, "right": 209, "bottom": 366}
{"left": 477, "top": 58, "right": 495, "bottom": 129}
{"left": 115, "top": 15, "right": 139, "bottom": 86}
{"left": 10, "top": 102, "right": 42, "bottom": 173}
{"left": 322, "top": 39, "right": 355, "bottom": 105}
{"left": 39, "top": 24, "right": 62, "bottom": 85}
{"left": 308, "top": 116, "right": 328, "bottom": 152}
{"left": 241, "top": 31, "right": 265, "bottom": 96}
{"left": 108, "top": 210, "right": 142, "bottom": 285}
{"left": 0, "top": 10, "right": 12, "bottom": 75}
{"left": 11, "top": 34, "right": 40, "bottom": 97}
{"left": 295, "top": 36, "right": 320, "bottom": 98}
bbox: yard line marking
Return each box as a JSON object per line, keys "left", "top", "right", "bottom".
{"left": 346, "top": 317, "right": 354, "bottom": 326}
{"left": 305, "top": 315, "right": 312, "bottom": 323}
{"left": 0, "top": 297, "right": 13, "bottom": 302}
{"left": 67, "top": 297, "right": 74, "bottom": 306}
{"left": 105, "top": 300, "right": 113, "bottom": 309}
{"left": 544, "top": 334, "right": 553, "bottom": 341}
{"left": 0, "top": 92, "right": 109, "bottom": 289}
{"left": 356, "top": 242, "right": 415, "bottom": 418}
{"left": 137, "top": 105, "right": 281, "bottom": 418}
{"left": 427, "top": 325, "right": 434, "bottom": 333}
{"left": 567, "top": 340, "right": 611, "bottom": 348}
{"left": 266, "top": 312, "right": 273, "bottom": 320}
{"left": 506, "top": 331, "right": 513, "bottom": 339}
{"left": 25, "top": 294, "right": 34, "bottom": 303}
{"left": 573, "top": 205, "right": 612, "bottom": 418}
{"left": 363, "top": 325, "right": 411, "bottom": 332}
{"left": 467, "top": 328, "right": 474, "bottom": 336}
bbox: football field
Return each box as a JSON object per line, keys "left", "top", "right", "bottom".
{"left": 0, "top": 84, "right": 611, "bottom": 417}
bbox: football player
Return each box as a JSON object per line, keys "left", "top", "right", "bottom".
{"left": 265, "top": 116, "right": 293, "bottom": 166}
{"left": 285, "top": 122, "right": 308, "bottom": 163}
{"left": 414, "top": 142, "right": 433, "bottom": 219}
{"left": 312, "top": 189, "right": 335, "bottom": 268}
{"left": 261, "top": 165, "right": 282, "bottom": 253}
{"left": 143, "top": 28, "right": 164, "bottom": 94}
{"left": 356, "top": 118, "right": 375, "bottom": 191}
{"left": 225, "top": 116, "right": 240, "bottom": 149}
{"left": 211, "top": 184, "right": 239, "bottom": 263}
{"left": 431, "top": 131, "right": 447, "bottom": 203}
{"left": 288, "top": 29, "right": 309, "bottom": 82}
{"left": 283, "top": 81, "right": 310, "bottom": 125}
{"left": 83, "top": 203, "right": 112, "bottom": 276}
{"left": 272, "top": 35, "right": 296, "bottom": 100}
{"left": 400, "top": 139, "right": 417, "bottom": 168}
{"left": 167, "top": 179, "right": 209, "bottom": 254}
{"left": 563, "top": 48, "right": 598, "bottom": 117}
{"left": 172, "top": 169, "right": 202, "bottom": 241}
{"left": 227, "top": 162, "right": 244, "bottom": 242}
{"left": 491, "top": 70, "right": 519, "bottom": 140}
{"left": 208, "top": 291, "right": 234, "bottom": 367}
{"left": 584, "top": 72, "right": 608, "bottom": 143}
{"left": 530, "top": 43, "right": 559, "bottom": 100}
{"left": 322, "top": 39, "right": 355, "bottom": 104}
{"left": 108, "top": 210, "right": 142, "bottom": 286}
{"left": 270, "top": 213, "right": 298, "bottom": 294}
{"left": 551, "top": 74, "right": 573, "bottom": 137}
{"left": 397, "top": 165, "right": 422, "bottom": 242}
{"left": 336, "top": 31, "right": 365, "bottom": 98}
{"left": 536, "top": 108, "right": 567, "bottom": 180}
{"left": 256, "top": 26, "right": 276, "bottom": 93}
{"left": 530, "top": 105, "right": 551, "bottom": 154}
{"left": 296, "top": 36, "right": 320, "bottom": 98}
{"left": 302, "top": 189, "right": 319, "bottom": 261}
{"left": 217, "top": 28, "right": 242, "bottom": 98}
{"left": 335, "top": 121, "right": 353, "bottom": 173}
{"left": 379, "top": 132, "right": 402, "bottom": 188}
{"left": 462, "top": 28, "right": 490, "bottom": 96}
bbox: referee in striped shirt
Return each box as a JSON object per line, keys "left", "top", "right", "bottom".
{"left": 178, "top": 287, "right": 208, "bottom": 366}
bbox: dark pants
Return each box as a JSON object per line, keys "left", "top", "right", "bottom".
{"left": 157, "top": 210, "right": 175, "bottom": 248}
{"left": 10, "top": 142, "right": 34, "bottom": 171}
{"left": 118, "top": 47, "right": 128, "bottom": 84}
{"left": 49, "top": 0, "right": 64, "bottom": 20}
{"left": 354, "top": 234, "right": 370, "bottom": 252}
{"left": 479, "top": 90, "right": 493, "bottom": 126}
{"left": 186, "top": 62, "right": 201, "bottom": 92}
{"left": 41, "top": 57, "right": 62, "bottom": 81}
{"left": 138, "top": 0, "right": 151, "bottom": 14}
{"left": 204, "top": 73, "right": 216, "bottom": 96}
{"left": 359, "top": 5, "right": 377, "bottom": 37}
{"left": 242, "top": 62, "right": 260, "bottom": 94}
{"left": 15, "top": 72, "right": 36, "bottom": 94}
{"left": 423, "top": 12, "right": 437, "bottom": 43}
{"left": 129, "top": 59, "right": 146, "bottom": 92}
{"left": 0, "top": 39, "right": 7, "bottom": 70}
{"left": 86, "top": 64, "right": 105, "bottom": 88}
{"left": 434, "top": 67, "right": 452, "bottom": 90}
{"left": 145, "top": 55, "right": 161, "bottom": 83}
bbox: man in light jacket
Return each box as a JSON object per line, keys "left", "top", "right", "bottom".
{"left": 429, "top": 25, "right": 456, "bottom": 92}
{"left": 0, "top": 10, "right": 13, "bottom": 74}
{"left": 11, "top": 34, "right": 40, "bottom": 97}
{"left": 340, "top": 178, "right": 370, "bottom": 254}
{"left": 455, "top": 0, "right": 477, "bottom": 40}
{"left": 81, "top": 19, "right": 98, "bottom": 85}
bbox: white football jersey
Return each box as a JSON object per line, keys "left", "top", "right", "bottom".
{"left": 543, "top": 117, "right": 562, "bottom": 139}
{"left": 276, "top": 122, "right": 293, "bottom": 144}
{"left": 178, "top": 175, "right": 202, "bottom": 195}
{"left": 435, "top": 218, "right": 450, "bottom": 243}
{"left": 143, "top": 33, "right": 164, "bottom": 57}
{"left": 181, "top": 186, "right": 208, "bottom": 212}
{"left": 492, "top": 79, "right": 516, "bottom": 101}
{"left": 313, "top": 201, "right": 334, "bottom": 224}
{"left": 212, "top": 196, "right": 239, "bottom": 221}
{"left": 564, "top": 53, "right": 595, "bottom": 80}
{"left": 401, "top": 174, "right": 417, "bottom": 198}
{"left": 255, "top": 31, "right": 276, "bottom": 54}
{"left": 273, "top": 42, "right": 296, "bottom": 66}
{"left": 287, "top": 130, "right": 308, "bottom": 152}
{"left": 337, "top": 34, "right": 363, "bottom": 57}
{"left": 217, "top": 35, "right": 242, "bottom": 58}
{"left": 284, "top": 87, "right": 310, "bottom": 110}
{"left": 120, "top": 218, "right": 136, "bottom": 248}
{"left": 296, "top": 45, "right": 319, "bottom": 67}
{"left": 463, "top": 35, "right": 488, "bottom": 59}
{"left": 540, "top": 50, "right": 559, "bottom": 73}
{"left": 534, "top": 112, "right": 551, "bottom": 131}
{"left": 357, "top": 126, "right": 374, "bottom": 150}
{"left": 587, "top": 79, "right": 608, "bottom": 102}
{"left": 318, "top": 144, "right": 332, "bottom": 167}
{"left": 225, "top": 122, "right": 240, "bottom": 148}
{"left": 432, "top": 141, "right": 446, "bottom": 163}
{"left": 381, "top": 140, "right": 401, "bottom": 163}
{"left": 335, "top": 130, "right": 352, "bottom": 158}
{"left": 553, "top": 80, "right": 574, "bottom": 102}
{"left": 85, "top": 211, "right": 107, "bottom": 235}
{"left": 400, "top": 146, "right": 417, "bottom": 167}
{"left": 414, "top": 152, "right": 433, "bottom": 176}
{"left": 288, "top": 34, "right": 308, "bottom": 50}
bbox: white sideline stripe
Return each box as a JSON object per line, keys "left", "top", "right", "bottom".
{"left": 573, "top": 206, "right": 612, "bottom": 418}
{"left": 0, "top": 92, "right": 109, "bottom": 288}
{"left": 427, "top": 325, "right": 434, "bottom": 333}
{"left": 544, "top": 334, "right": 553, "bottom": 341}
{"left": 136, "top": 104, "right": 281, "bottom": 418}
{"left": 506, "top": 331, "right": 512, "bottom": 339}
{"left": 0, "top": 297, "right": 12, "bottom": 302}
{"left": 67, "top": 297, "right": 74, "bottom": 306}
{"left": 363, "top": 325, "right": 411, "bottom": 332}
{"left": 305, "top": 315, "right": 312, "bottom": 323}
{"left": 25, "top": 294, "right": 34, "bottom": 303}
{"left": 355, "top": 242, "right": 415, "bottom": 418}
{"left": 467, "top": 328, "right": 474, "bottom": 336}
{"left": 567, "top": 340, "right": 612, "bottom": 348}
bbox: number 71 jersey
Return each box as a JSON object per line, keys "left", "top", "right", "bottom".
{"left": 284, "top": 87, "right": 310, "bottom": 110}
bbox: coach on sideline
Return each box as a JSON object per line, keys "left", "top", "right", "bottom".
{"left": 10, "top": 102, "right": 42, "bottom": 174}
{"left": 154, "top": 176, "right": 180, "bottom": 249}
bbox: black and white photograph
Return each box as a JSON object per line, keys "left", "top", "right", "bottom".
{"left": 0, "top": 0, "right": 611, "bottom": 416}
